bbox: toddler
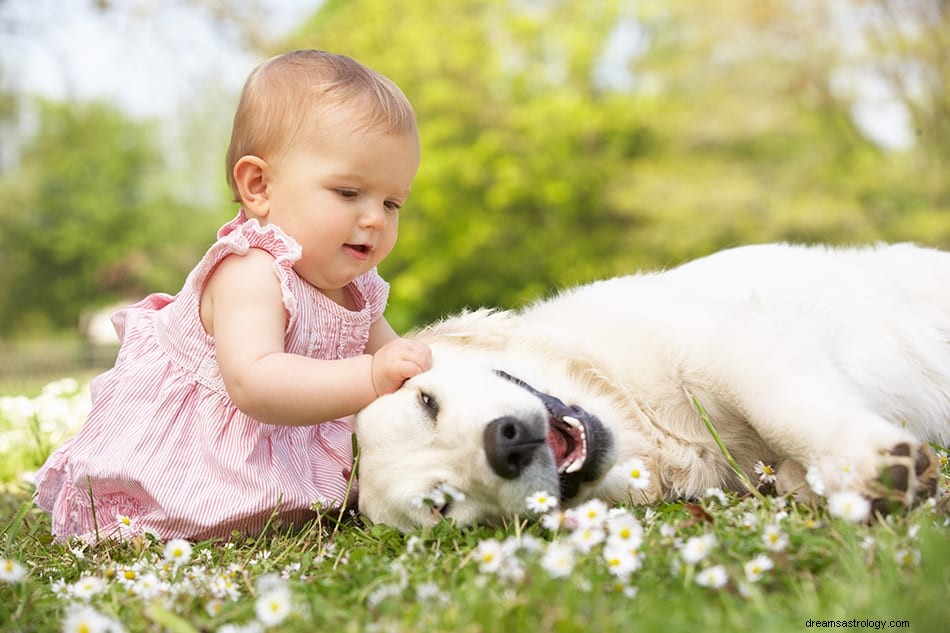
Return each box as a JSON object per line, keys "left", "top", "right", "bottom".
{"left": 34, "top": 50, "right": 432, "bottom": 541}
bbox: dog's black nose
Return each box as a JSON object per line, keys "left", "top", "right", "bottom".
{"left": 483, "top": 416, "right": 544, "bottom": 479}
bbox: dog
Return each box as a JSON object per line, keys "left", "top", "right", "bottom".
{"left": 354, "top": 243, "right": 949, "bottom": 531}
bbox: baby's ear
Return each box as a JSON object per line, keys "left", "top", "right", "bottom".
{"left": 232, "top": 155, "right": 271, "bottom": 220}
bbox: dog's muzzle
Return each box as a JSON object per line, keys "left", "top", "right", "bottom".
{"left": 491, "top": 370, "right": 613, "bottom": 500}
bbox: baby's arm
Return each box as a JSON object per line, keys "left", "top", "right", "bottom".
{"left": 204, "top": 249, "right": 423, "bottom": 426}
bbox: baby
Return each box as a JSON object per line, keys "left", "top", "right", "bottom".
{"left": 34, "top": 50, "right": 431, "bottom": 541}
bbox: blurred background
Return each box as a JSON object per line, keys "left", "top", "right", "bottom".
{"left": 1, "top": 0, "right": 948, "bottom": 387}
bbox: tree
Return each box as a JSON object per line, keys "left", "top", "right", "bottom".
{"left": 0, "top": 101, "right": 218, "bottom": 335}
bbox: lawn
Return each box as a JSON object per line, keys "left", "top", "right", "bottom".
{"left": 1, "top": 380, "right": 948, "bottom": 633}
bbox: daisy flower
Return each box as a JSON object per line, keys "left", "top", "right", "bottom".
{"left": 827, "top": 491, "right": 870, "bottom": 523}
{"left": 894, "top": 548, "right": 920, "bottom": 568}
{"left": 619, "top": 457, "right": 652, "bottom": 490}
{"left": 0, "top": 559, "right": 26, "bottom": 583}
{"left": 739, "top": 512, "right": 758, "bottom": 531}
{"left": 704, "top": 487, "right": 729, "bottom": 505}
{"left": 115, "top": 513, "right": 138, "bottom": 538}
{"left": 743, "top": 554, "right": 774, "bottom": 582}
{"left": 61, "top": 605, "right": 122, "bottom": 633}
{"left": 695, "top": 565, "right": 729, "bottom": 589}
{"left": 571, "top": 525, "right": 606, "bottom": 553}
{"left": 602, "top": 545, "right": 642, "bottom": 578}
{"left": 70, "top": 575, "right": 107, "bottom": 601}
{"left": 573, "top": 498, "right": 609, "bottom": 528}
{"left": 606, "top": 513, "right": 644, "bottom": 549}
{"left": 526, "top": 490, "right": 558, "bottom": 513}
{"left": 540, "top": 509, "right": 568, "bottom": 531}
{"left": 255, "top": 585, "right": 294, "bottom": 626}
{"left": 805, "top": 466, "right": 825, "bottom": 496}
{"left": 164, "top": 539, "right": 193, "bottom": 565}
{"left": 762, "top": 524, "right": 789, "bottom": 552}
{"left": 540, "top": 542, "right": 575, "bottom": 578}
{"left": 205, "top": 599, "right": 225, "bottom": 618}
{"left": 474, "top": 539, "right": 505, "bottom": 574}
{"left": 754, "top": 461, "right": 777, "bottom": 484}
{"left": 680, "top": 533, "right": 717, "bottom": 564}
{"left": 131, "top": 572, "right": 166, "bottom": 600}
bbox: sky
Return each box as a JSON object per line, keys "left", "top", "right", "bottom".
{"left": 0, "top": 0, "right": 317, "bottom": 119}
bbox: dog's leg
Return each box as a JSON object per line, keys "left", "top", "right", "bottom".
{"left": 709, "top": 359, "right": 940, "bottom": 512}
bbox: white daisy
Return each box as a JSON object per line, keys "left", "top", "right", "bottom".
{"left": 827, "top": 491, "right": 870, "bottom": 523}
{"left": 131, "top": 572, "right": 166, "bottom": 600}
{"left": 754, "top": 461, "right": 778, "bottom": 484}
{"left": 743, "top": 554, "right": 774, "bottom": 582}
{"left": 540, "top": 542, "right": 575, "bottom": 578}
{"left": 70, "top": 574, "right": 107, "bottom": 601}
{"left": 602, "top": 544, "right": 643, "bottom": 578}
{"left": 739, "top": 512, "right": 758, "bottom": 531}
{"left": 255, "top": 585, "right": 293, "bottom": 626}
{"left": 805, "top": 466, "right": 825, "bottom": 496}
{"left": 164, "top": 539, "right": 193, "bottom": 565}
{"left": 619, "top": 457, "right": 652, "bottom": 490}
{"left": 0, "top": 559, "right": 26, "bottom": 583}
{"left": 762, "top": 524, "right": 789, "bottom": 552}
{"left": 606, "top": 513, "right": 644, "bottom": 550}
{"left": 61, "top": 605, "right": 121, "bottom": 633}
{"left": 573, "top": 498, "right": 609, "bottom": 528}
{"left": 894, "top": 548, "right": 920, "bottom": 568}
{"left": 704, "top": 487, "right": 729, "bottom": 505}
{"left": 680, "top": 533, "right": 717, "bottom": 564}
{"left": 695, "top": 565, "right": 729, "bottom": 588}
{"left": 526, "top": 490, "right": 558, "bottom": 513}
{"left": 571, "top": 525, "right": 606, "bottom": 553}
{"left": 474, "top": 539, "right": 505, "bottom": 574}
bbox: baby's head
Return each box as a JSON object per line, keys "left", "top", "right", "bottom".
{"left": 226, "top": 50, "right": 418, "bottom": 204}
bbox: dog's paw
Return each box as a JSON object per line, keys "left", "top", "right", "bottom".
{"left": 868, "top": 442, "right": 939, "bottom": 515}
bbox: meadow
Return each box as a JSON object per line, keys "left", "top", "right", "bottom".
{"left": 1, "top": 379, "right": 948, "bottom": 633}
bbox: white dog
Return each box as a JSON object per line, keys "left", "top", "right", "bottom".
{"left": 354, "top": 243, "right": 949, "bottom": 531}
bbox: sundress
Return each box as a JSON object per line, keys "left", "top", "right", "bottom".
{"left": 34, "top": 210, "right": 388, "bottom": 541}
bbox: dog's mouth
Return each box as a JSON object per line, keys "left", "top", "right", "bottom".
{"left": 547, "top": 413, "right": 588, "bottom": 475}
{"left": 495, "top": 370, "right": 613, "bottom": 501}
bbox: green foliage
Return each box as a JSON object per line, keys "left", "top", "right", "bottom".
{"left": 287, "top": 0, "right": 950, "bottom": 330}
{"left": 0, "top": 101, "right": 222, "bottom": 337}
{"left": 1, "top": 0, "right": 948, "bottom": 337}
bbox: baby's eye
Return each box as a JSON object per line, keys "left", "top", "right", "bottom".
{"left": 336, "top": 189, "right": 358, "bottom": 199}
{"left": 384, "top": 200, "right": 402, "bottom": 213}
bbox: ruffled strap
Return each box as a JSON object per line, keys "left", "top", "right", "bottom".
{"left": 353, "top": 268, "right": 390, "bottom": 323}
{"left": 193, "top": 209, "right": 304, "bottom": 331}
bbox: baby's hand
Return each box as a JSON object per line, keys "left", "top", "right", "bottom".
{"left": 370, "top": 339, "right": 432, "bottom": 395}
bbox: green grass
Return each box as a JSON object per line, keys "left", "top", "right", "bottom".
{"left": 3, "top": 480, "right": 948, "bottom": 632}
{"left": 1, "top": 380, "right": 948, "bottom": 632}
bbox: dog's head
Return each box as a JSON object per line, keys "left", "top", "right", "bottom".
{"left": 353, "top": 365, "right": 617, "bottom": 531}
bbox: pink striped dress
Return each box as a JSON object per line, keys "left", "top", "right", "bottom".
{"left": 34, "top": 210, "right": 388, "bottom": 542}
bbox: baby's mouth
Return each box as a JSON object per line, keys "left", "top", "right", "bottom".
{"left": 345, "top": 243, "right": 373, "bottom": 257}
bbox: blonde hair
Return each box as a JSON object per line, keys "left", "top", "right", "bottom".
{"left": 225, "top": 50, "right": 418, "bottom": 202}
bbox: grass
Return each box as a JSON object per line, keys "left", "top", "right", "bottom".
{"left": 1, "top": 380, "right": 949, "bottom": 633}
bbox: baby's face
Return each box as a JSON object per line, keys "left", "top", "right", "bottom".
{"left": 263, "top": 112, "right": 420, "bottom": 295}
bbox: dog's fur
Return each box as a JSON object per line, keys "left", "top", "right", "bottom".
{"left": 354, "top": 243, "right": 949, "bottom": 531}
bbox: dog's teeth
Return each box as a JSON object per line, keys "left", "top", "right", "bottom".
{"left": 562, "top": 416, "right": 581, "bottom": 428}
{"left": 565, "top": 458, "right": 584, "bottom": 473}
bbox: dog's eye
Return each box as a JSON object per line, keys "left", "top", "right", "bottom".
{"left": 419, "top": 390, "right": 439, "bottom": 417}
